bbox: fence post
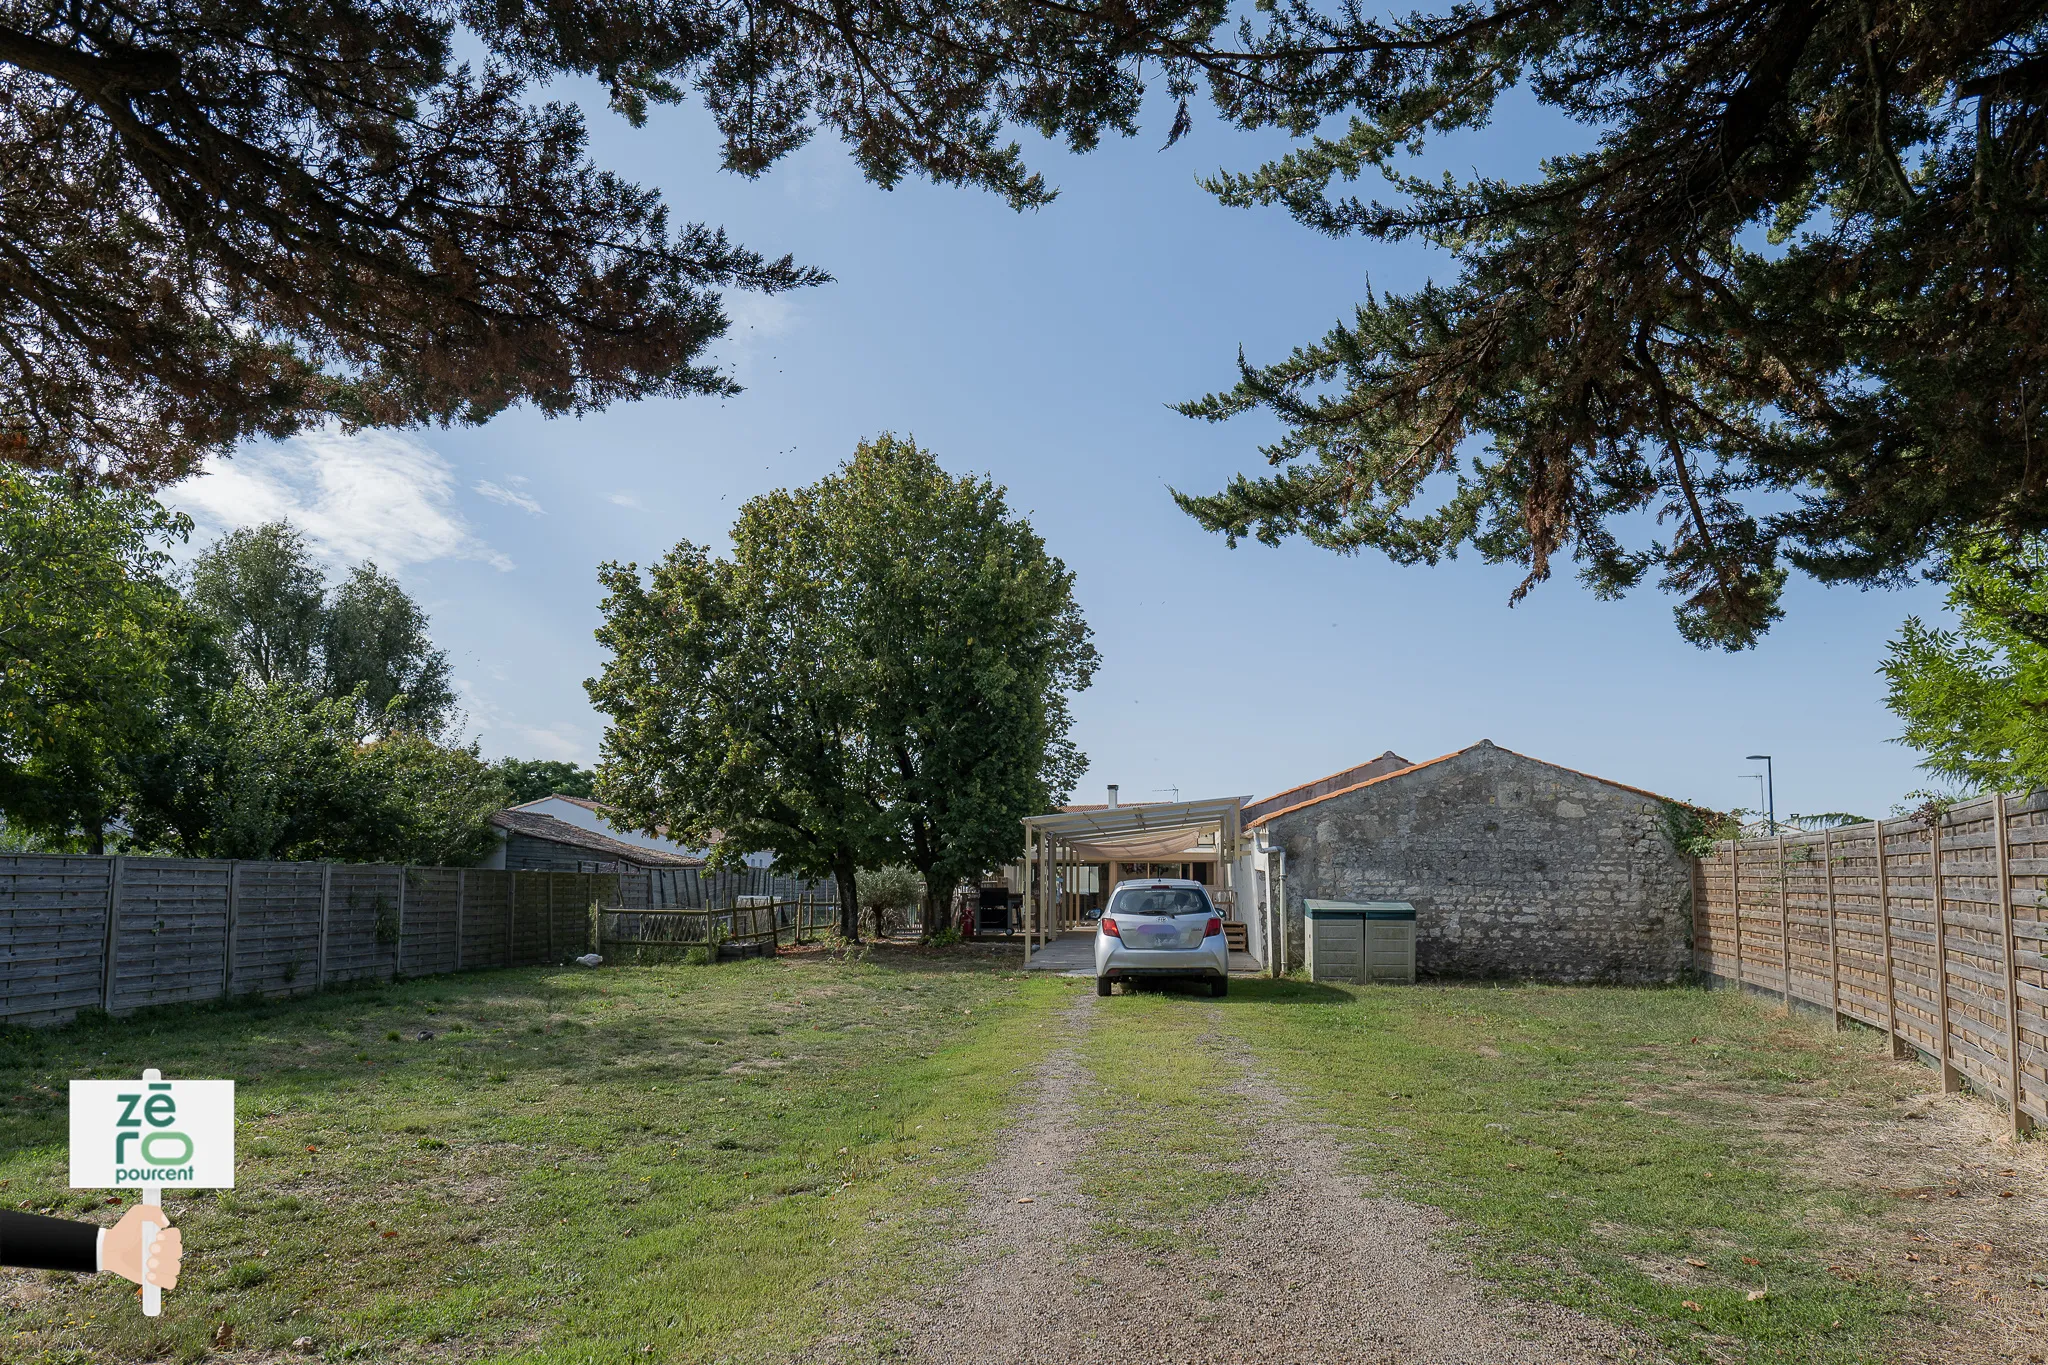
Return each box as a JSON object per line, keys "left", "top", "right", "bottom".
{"left": 1875, "top": 820, "right": 1909, "bottom": 1059}
{"left": 1823, "top": 829, "right": 1841, "bottom": 1029}
{"left": 455, "top": 869, "right": 467, "bottom": 972}
{"left": 223, "top": 860, "right": 241, "bottom": 1001}
{"left": 316, "top": 862, "right": 333, "bottom": 993}
{"left": 506, "top": 871, "right": 517, "bottom": 967}
{"left": 394, "top": 866, "right": 407, "bottom": 981}
{"left": 1931, "top": 815, "right": 1961, "bottom": 1093}
{"left": 1778, "top": 833, "right": 1792, "bottom": 1014}
{"left": 1730, "top": 840, "right": 1743, "bottom": 993}
{"left": 546, "top": 875, "right": 556, "bottom": 963}
{"left": 100, "top": 855, "right": 126, "bottom": 1014}
{"left": 1993, "top": 792, "right": 2034, "bottom": 1136}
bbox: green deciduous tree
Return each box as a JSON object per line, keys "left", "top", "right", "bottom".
{"left": 588, "top": 435, "right": 1094, "bottom": 938}
{"left": 494, "top": 758, "right": 598, "bottom": 805}
{"left": 589, "top": 506, "right": 890, "bottom": 938}
{"left": 128, "top": 682, "right": 508, "bottom": 863}
{"left": 818, "top": 436, "right": 1095, "bottom": 931}
{"left": 0, "top": 468, "right": 191, "bottom": 851}
{"left": 1175, "top": 3, "right": 2048, "bottom": 650}
{"left": 188, "top": 522, "right": 326, "bottom": 688}
{"left": 324, "top": 563, "right": 456, "bottom": 732}
{"left": 1883, "top": 537, "right": 2048, "bottom": 794}
{"left": 187, "top": 521, "right": 458, "bottom": 734}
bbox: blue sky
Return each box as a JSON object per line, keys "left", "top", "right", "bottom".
{"left": 165, "top": 78, "right": 1952, "bottom": 823}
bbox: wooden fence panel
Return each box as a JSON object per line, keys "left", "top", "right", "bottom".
{"left": 400, "top": 868, "right": 461, "bottom": 977}
{"left": 231, "top": 862, "right": 326, "bottom": 999}
{"left": 108, "top": 858, "right": 233, "bottom": 1015}
{"left": 460, "top": 870, "right": 512, "bottom": 970}
{"left": 0, "top": 856, "right": 113, "bottom": 1027}
{"left": 511, "top": 872, "right": 550, "bottom": 966}
{"left": 0, "top": 855, "right": 708, "bottom": 1027}
{"left": 545, "top": 872, "right": 598, "bottom": 959}
{"left": 1701, "top": 789, "right": 2039, "bottom": 1137}
{"left": 325, "top": 865, "right": 402, "bottom": 984}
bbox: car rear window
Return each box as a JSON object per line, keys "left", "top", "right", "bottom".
{"left": 1107, "top": 886, "right": 1211, "bottom": 916}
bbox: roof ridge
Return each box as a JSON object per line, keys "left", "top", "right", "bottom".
{"left": 1246, "top": 740, "right": 1688, "bottom": 828}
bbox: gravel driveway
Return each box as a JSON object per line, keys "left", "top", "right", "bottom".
{"left": 849, "top": 993, "right": 1649, "bottom": 1365}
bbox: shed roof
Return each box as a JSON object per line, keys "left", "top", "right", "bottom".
{"left": 1244, "top": 740, "right": 1686, "bottom": 829}
{"left": 489, "top": 809, "right": 706, "bottom": 868}
{"left": 1242, "top": 750, "right": 1413, "bottom": 824}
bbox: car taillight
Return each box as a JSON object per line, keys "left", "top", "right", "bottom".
{"left": 1101, "top": 916, "right": 1120, "bottom": 938}
{"left": 1205, "top": 916, "right": 1222, "bottom": 938}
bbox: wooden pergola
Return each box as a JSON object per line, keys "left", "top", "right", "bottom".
{"left": 1018, "top": 797, "right": 1244, "bottom": 962}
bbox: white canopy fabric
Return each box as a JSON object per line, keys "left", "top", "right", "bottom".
{"left": 1022, "top": 796, "right": 1245, "bottom": 861}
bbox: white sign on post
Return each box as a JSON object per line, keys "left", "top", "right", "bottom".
{"left": 71, "top": 1069, "right": 234, "bottom": 1316}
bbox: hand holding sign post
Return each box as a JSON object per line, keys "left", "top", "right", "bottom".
{"left": 70, "top": 1069, "right": 233, "bottom": 1316}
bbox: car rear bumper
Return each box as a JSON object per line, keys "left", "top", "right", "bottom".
{"left": 1097, "top": 943, "right": 1228, "bottom": 978}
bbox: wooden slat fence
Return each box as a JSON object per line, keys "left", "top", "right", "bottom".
{"left": 599, "top": 896, "right": 841, "bottom": 961}
{"left": 0, "top": 857, "right": 616, "bottom": 1028}
{"left": 1695, "top": 788, "right": 2046, "bottom": 1137}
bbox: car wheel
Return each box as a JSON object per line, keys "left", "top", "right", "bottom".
{"left": 1210, "top": 975, "right": 1229, "bottom": 998}
{"left": 1095, "top": 975, "right": 1112, "bottom": 997}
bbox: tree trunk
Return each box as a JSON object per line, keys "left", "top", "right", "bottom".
{"left": 923, "top": 877, "right": 958, "bottom": 939}
{"left": 833, "top": 857, "right": 861, "bottom": 942}
{"left": 87, "top": 819, "right": 106, "bottom": 857}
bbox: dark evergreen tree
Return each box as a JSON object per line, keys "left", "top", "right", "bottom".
{"left": 1174, "top": 2, "right": 2048, "bottom": 649}
{"left": 0, "top": 0, "right": 1250, "bottom": 485}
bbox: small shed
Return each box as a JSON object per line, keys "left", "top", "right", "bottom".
{"left": 1304, "top": 900, "right": 1417, "bottom": 984}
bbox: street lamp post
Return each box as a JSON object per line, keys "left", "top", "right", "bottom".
{"left": 1745, "top": 755, "right": 1775, "bottom": 834}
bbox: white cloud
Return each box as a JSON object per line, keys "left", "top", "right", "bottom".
{"left": 456, "top": 679, "right": 591, "bottom": 763}
{"left": 168, "top": 429, "right": 514, "bottom": 572}
{"left": 607, "top": 491, "right": 643, "bottom": 509}
{"left": 475, "top": 479, "right": 544, "bottom": 515}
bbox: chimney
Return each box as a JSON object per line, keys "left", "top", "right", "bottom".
{"left": 1106, "top": 784, "right": 1119, "bottom": 810}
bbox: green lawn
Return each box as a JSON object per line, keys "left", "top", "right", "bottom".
{"left": 1, "top": 956, "right": 1957, "bottom": 1365}
{"left": 1212, "top": 979, "right": 1931, "bottom": 1364}
{"left": 0, "top": 950, "right": 1066, "bottom": 1365}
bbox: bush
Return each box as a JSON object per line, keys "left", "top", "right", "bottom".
{"left": 684, "top": 946, "right": 713, "bottom": 967}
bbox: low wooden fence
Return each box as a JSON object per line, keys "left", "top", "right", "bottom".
{"left": 621, "top": 866, "right": 839, "bottom": 909}
{"left": 1694, "top": 788, "right": 2047, "bottom": 1136}
{"left": 599, "top": 897, "right": 841, "bottom": 961}
{"left": 0, "top": 856, "right": 612, "bottom": 1028}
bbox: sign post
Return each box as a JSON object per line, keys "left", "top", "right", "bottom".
{"left": 70, "top": 1068, "right": 234, "bottom": 1316}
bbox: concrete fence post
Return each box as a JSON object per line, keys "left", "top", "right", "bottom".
{"left": 100, "top": 855, "right": 126, "bottom": 1014}
{"left": 223, "top": 861, "right": 241, "bottom": 1001}
{"left": 1930, "top": 815, "right": 1961, "bottom": 1092}
{"left": 1730, "top": 840, "right": 1743, "bottom": 992}
{"left": 394, "top": 865, "right": 408, "bottom": 981}
{"left": 1821, "top": 830, "right": 1841, "bottom": 1028}
{"left": 1993, "top": 793, "right": 2033, "bottom": 1136}
{"left": 1875, "top": 820, "right": 1909, "bottom": 1059}
{"left": 1777, "top": 833, "right": 1792, "bottom": 1014}
{"left": 315, "top": 862, "right": 333, "bottom": 993}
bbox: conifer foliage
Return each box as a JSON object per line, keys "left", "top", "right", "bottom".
{"left": 0, "top": 0, "right": 1233, "bottom": 484}
{"left": 1175, "top": 2, "right": 2048, "bottom": 649}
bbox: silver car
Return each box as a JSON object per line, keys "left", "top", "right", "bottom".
{"left": 1093, "top": 879, "right": 1229, "bottom": 997}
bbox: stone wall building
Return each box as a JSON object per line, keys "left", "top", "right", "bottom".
{"left": 1248, "top": 741, "right": 1694, "bottom": 983}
